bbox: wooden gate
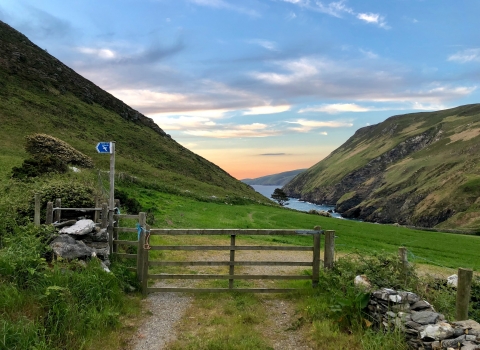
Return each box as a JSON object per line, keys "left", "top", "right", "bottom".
{"left": 113, "top": 213, "right": 332, "bottom": 295}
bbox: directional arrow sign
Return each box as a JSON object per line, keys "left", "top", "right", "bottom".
{"left": 96, "top": 142, "right": 112, "bottom": 154}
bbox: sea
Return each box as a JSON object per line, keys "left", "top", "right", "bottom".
{"left": 251, "top": 185, "right": 343, "bottom": 219}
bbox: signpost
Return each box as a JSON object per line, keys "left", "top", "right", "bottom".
{"left": 96, "top": 141, "right": 116, "bottom": 255}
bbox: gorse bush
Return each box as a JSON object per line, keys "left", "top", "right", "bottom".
{"left": 11, "top": 155, "right": 68, "bottom": 180}
{"left": 25, "top": 133, "right": 94, "bottom": 168}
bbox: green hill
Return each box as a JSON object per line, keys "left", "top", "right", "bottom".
{"left": 242, "top": 169, "right": 306, "bottom": 186}
{"left": 283, "top": 104, "right": 480, "bottom": 229}
{"left": 0, "top": 20, "right": 269, "bottom": 226}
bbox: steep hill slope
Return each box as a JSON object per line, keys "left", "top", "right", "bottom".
{"left": 0, "top": 20, "right": 265, "bottom": 203}
{"left": 283, "top": 104, "right": 480, "bottom": 229}
{"left": 242, "top": 169, "right": 306, "bottom": 186}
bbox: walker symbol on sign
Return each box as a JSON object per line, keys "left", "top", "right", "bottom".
{"left": 96, "top": 142, "right": 112, "bottom": 154}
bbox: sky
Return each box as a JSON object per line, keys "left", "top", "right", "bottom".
{"left": 1, "top": 0, "right": 480, "bottom": 179}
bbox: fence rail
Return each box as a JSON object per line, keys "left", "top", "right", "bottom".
{"left": 111, "top": 215, "right": 326, "bottom": 295}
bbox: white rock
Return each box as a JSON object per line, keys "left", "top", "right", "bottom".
{"left": 354, "top": 275, "right": 371, "bottom": 288}
{"left": 389, "top": 294, "right": 402, "bottom": 303}
{"left": 447, "top": 274, "right": 458, "bottom": 288}
{"left": 59, "top": 219, "right": 95, "bottom": 235}
{"left": 420, "top": 322, "right": 454, "bottom": 340}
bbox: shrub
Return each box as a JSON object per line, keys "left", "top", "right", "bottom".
{"left": 16, "top": 182, "right": 95, "bottom": 225}
{"left": 25, "top": 133, "right": 94, "bottom": 168}
{"left": 11, "top": 155, "right": 68, "bottom": 180}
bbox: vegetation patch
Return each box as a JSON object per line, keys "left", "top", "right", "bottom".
{"left": 25, "top": 133, "right": 94, "bottom": 168}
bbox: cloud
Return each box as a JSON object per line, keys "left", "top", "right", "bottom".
{"left": 184, "top": 123, "right": 281, "bottom": 138}
{"left": 188, "top": 0, "right": 260, "bottom": 17}
{"left": 357, "top": 13, "right": 389, "bottom": 29}
{"left": 287, "top": 119, "right": 354, "bottom": 132}
{"left": 259, "top": 153, "right": 287, "bottom": 156}
{"left": 9, "top": 5, "right": 74, "bottom": 42}
{"left": 278, "top": 0, "right": 389, "bottom": 28}
{"left": 76, "top": 47, "right": 118, "bottom": 60}
{"left": 248, "top": 56, "right": 476, "bottom": 106}
{"left": 448, "top": 49, "right": 480, "bottom": 63}
{"left": 359, "top": 49, "right": 378, "bottom": 59}
{"left": 319, "top": 131, "right": 328, "bottom": 135}
{"left": 299, "top": 103, "right": 370, "bottom": 113}
{"left": 251, "top": 57, "right": 320, "bottom": 85}
{"left": 247, "top": 39, "right": 279, "bottom": 51}
{"left": 242, "top": 105, "right": 291, "bottom": 115}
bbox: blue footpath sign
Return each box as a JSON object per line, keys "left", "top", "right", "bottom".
{"left": 96, "top": 142, "right": 112, "bottom": 154}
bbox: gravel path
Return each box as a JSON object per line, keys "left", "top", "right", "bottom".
{"left": 131, "top": 284, "right": 192, "bottom": 350}
{"left": 130, "top": 244, "right": 315, "bottom": 350}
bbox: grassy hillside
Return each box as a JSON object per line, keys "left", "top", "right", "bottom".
{"left": 242, "top": 169, "right": 306, "bottom": 186}
{"left": 284, "top": 104, "right": 480, "bottom": 229}
{"left": 0, "top": 21, "right": 268, "bottom": 216}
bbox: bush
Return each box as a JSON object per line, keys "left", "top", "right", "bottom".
{"left": 25, "top": 133, "right": 94, "bottom": 168}
{"left": 16, "top": 182, "right": 95, "bottom": 225}
{"left": 11, "top": 155, "right": 68, "bottom": 180}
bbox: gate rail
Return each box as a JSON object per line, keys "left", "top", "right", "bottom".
{"left": 114, "top": 213, "right": 330, "bottom": 295}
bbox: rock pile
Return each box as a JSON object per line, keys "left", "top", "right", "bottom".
{"left": 50, "top": 219, "right": 110, "bottom": 270}
{"left": 368, "top": 288, "right": 480, "bottom": 349}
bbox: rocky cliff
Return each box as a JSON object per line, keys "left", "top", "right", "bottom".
{"left": 283, "top": 104, "right": 480, "bottom": 229}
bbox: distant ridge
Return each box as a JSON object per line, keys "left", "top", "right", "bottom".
{"left": 242, "top": 169, "right": 306, "bottom": 186}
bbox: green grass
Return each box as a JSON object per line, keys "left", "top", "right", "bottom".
{"left": 115, "top": 185, "right": 480, "bottom": 271}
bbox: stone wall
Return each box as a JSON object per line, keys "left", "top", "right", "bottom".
{"left": 50, "top": 219, "right": 110, "bottom": 271}
{"left": 368, "top": 288, "right": 480, "bottom": 350}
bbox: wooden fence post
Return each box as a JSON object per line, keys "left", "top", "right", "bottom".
{"left": 399, "top": 247, "right": 408, "bottom": 269}
{"left": 94, "top": 197, "right": 100, "bottom": 223}
{"left": 324, "top": 230, "right": 335, "bottom": 269}
{"left": 108, "top": 209, "right": 114, "bottom": 256}
{"left": 312, "top": 226, "right": 321, "bottom": 287}
{"left": 101, "top": 203, "right": 108, "bottom": 229}
{"left": 139, "top": 212, "right": 149, "bottom": 297}
{"left": 54, "top": 198, "right": 61, "bottom": 223}
{"left": 229, "top": 235, "right": 236, "bottom": 289}
{"left": 456, "top": 268, "right": 473, "bottom": 321}
{"left": 137, "top": 212, "right": 146, "bottom": 283}
{"left": 46, "top": 202, "right": 54, "bottom": 225}
{"left": 34, "top": 193, "right": 41, "bottom": 226}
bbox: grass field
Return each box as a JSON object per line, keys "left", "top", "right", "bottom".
{"left": 117, "top": 185, "right": 480, "bottom": 272}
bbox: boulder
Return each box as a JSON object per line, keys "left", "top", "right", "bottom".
{"left": 50, "top": 234, "right": 94, "bottom": 260}
{"left": 59, "top": 219, "right": 95, "bottom": 235}
{"left": 447, "top": 274, "right": 458, "bottom": 288}
{"left": 411, "top": 311, "right": 441, "bottom": 325}
{"left": 354, "top": 275, "right": 371, "bottom": 288}
{"left": 420, "top": 322, "right": 454, "bottom": 341}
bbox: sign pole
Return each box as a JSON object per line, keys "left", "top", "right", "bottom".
{"left": 109, "top": 141, "right": 116, "bottom": 211}
{"left": 96, "top": 141, "right": 116, "bottom": 256}
{"left": 108, "top": 141, "right": 115, "bottom": 256}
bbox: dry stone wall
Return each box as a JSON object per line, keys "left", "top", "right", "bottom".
{"left": 50, "top": 219, "right": 110, "bottom": 270}
{"left": 368, "top": 288, "right": 480, "bottom": 350}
